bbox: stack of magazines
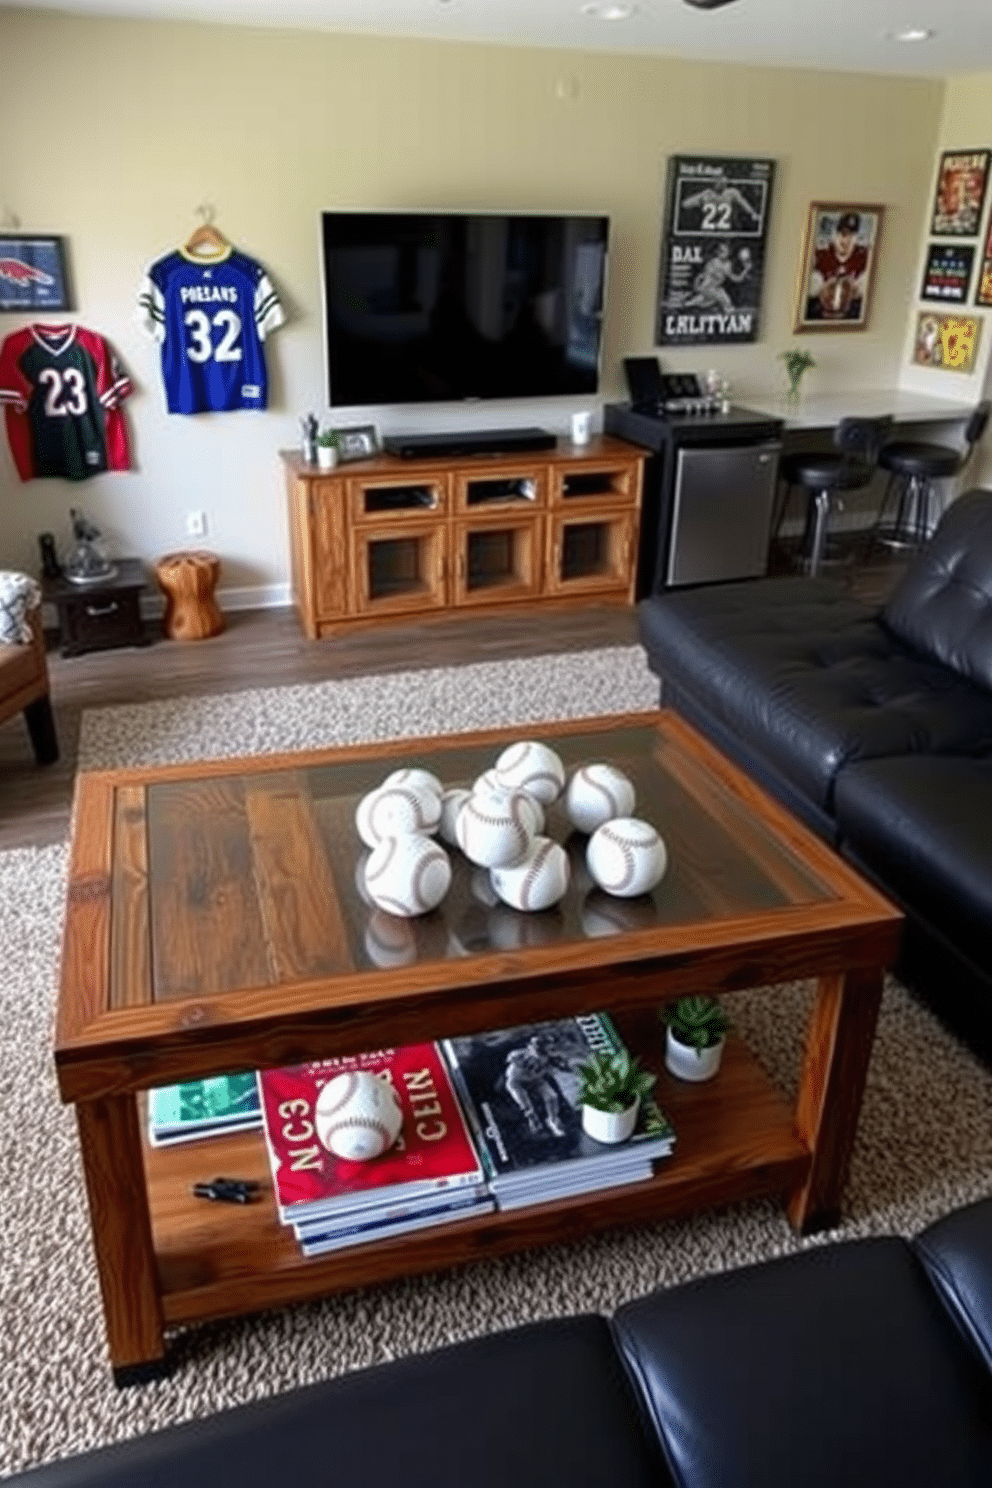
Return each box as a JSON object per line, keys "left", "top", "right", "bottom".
{"left": 440, "top": 1013, "right": 675, "bottom": 1211}
{"left": 256, "top": 1042, "right": 493, "bottom": 1256}
{"left": 147, "top": 1072, "right": 263, "bottom": 1147}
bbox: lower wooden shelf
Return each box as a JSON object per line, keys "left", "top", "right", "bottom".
{"left": 144, "top": 1027, "right": 809, "bottom": 1332}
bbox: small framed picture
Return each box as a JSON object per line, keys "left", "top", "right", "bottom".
{"left": 911, "top": 311, "right": 982, "bottom": 374}
{"left": 336, "top": 424, "right": 380, "bottom": 462}
{"left": 920, "top": 242, "right": 975, "bottom": 304}
{"left": 793, "top": 204, "right": 884, "bottom": 332}
{"left": 0, "top": 234, "right": 72, "bottom": 312}
{"left": 976, "top": 214, "right": 992, "bottom": 307}
{"left": 929, "top": 150, "right": 991, "bottom": 237}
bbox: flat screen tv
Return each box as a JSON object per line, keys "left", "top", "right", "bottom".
{"left": 320, "top": 211, "right": 610, "bottom": 407}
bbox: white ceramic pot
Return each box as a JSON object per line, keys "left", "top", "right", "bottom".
{"left": 581, "top": 1097, "right": 639, "bottom": 1145}
{"left": 316, "top": 445, "right": 338, "bottom": 471}
{"left": 665, "top": 1027, "right": 724, "bottom": 1083}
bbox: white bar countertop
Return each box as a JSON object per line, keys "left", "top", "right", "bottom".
{"left": 742, "top": 388, "right": 974, "bottom": 429}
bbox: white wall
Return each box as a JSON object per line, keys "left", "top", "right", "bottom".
{"left": 0, "top": 10, "right": 945, "bottom": 604}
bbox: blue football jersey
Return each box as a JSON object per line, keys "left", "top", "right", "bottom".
{"left": 136, "top": 246, "right": 284, "bottom": 414}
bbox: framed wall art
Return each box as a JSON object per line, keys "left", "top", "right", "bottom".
{"left": 0, "top": 234, "right": 72, "bottom": 312}
{"left": 655, "top": 155, "right": 775, "bottom": 347}
{"left": 929, "top": 150, "right": 990, "bottom": 237}
{"left": 793, "top": 203, "right": 884, "bottom": 332}
{"left": 976, "top": 212, "right": 992, "bottom": 307}
{"left": 920, "top": 242, "right": 975, "bottom": 304}
{"left": 912, "top": 311, "right": 982, "bottom": 374}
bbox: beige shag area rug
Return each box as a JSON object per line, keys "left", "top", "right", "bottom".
{"left": 3, "top": 646, "right": 990, "bottom": 1475}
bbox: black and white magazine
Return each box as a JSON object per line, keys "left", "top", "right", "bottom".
{"left": 441, "top": 1014, "right": 674, "bottom": 1205}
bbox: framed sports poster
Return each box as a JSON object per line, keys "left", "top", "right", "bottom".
{"left": 655, "top": 155, "right": 775, "bottom": 347}
{"left": 0, "top": 235, "right": 71, "bottom": 312}
{"left": 929, "top": 150, "right": 990, "bottom": 237}
{"left": 912, "top": 311, "right": 982, "bottom": 374}
{"left": 793, "top": 204, "right": 884, "bottom": 332}
{"left": 976, "top": 214, "right": 992, "bottom": 306}
{"left": 920, "top": 243, "right": 975, "bottom": 304}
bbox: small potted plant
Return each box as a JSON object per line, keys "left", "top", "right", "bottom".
{"left": 577, "top": 1047, "right": 657, "bottom": 1144}
{"left": 660, "top": 996, "right": 730, "bottom": 1082}
{"left": 316, "top": 427, "right": 340, "bottom": 470}
{"left": 779, "top": 348, "right": 816, "bottom": 405}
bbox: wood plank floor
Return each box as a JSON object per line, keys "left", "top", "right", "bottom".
{"left": 0, "top": 603, "right": 639, "bottom": 852}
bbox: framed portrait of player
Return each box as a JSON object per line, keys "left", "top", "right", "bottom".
{"left": 0, "top": 234, "right": 71, "bottom": 312}
{"left": 929, "top": 150, "right": 990, "bottom": 238}
{"left": 792, "top": 203, "right": 884, "bottom": 333}
{"left": 655, "top": 155, "right": 776, "bottom": 347}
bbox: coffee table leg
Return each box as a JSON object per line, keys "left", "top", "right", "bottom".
{"left": 75, "top": 1095, "right": 168, "bottom": 1380}
{"left": 787, "top": 967, "right": 883, "bottom": 1234}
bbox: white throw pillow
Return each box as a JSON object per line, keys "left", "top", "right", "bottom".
{"left": 0, "top": 571, "right": 42, "bottom": 645}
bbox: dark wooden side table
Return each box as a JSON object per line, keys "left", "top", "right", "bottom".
{"left": 43, "top": 557, "right": 150, "bottom": 658}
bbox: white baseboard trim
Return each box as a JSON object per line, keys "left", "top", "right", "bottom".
{"left": 136, "top": 581, "right": 292, "bottom": 620}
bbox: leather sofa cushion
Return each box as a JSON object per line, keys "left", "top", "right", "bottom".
{"left": 16, "top": 1317, "right": 671, "bottom": 1488}
{"left": 638, "top": 577, "right": 992, "bottom": 811}
{"left": 613, "top": 1238, "right": 992, "bottom": 1488}
{"left": 884, "top": 488, "right": 992, "bottom": 690}
{"left": 835, "top": 753, "right": 992, "bottom": 979}
{"left": 915, "top": 1197, "right": 992, "bottom": 1375}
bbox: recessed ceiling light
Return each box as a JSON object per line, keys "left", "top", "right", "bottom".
{"left": 890, "top": 27, "right": 934, "bottom": 42}
{"left": 580, "top": 3, "right": 637, "bottom": 20}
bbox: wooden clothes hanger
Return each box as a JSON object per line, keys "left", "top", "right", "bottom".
{"left": 183, "top": 205, "right": 230, "bottom": 258}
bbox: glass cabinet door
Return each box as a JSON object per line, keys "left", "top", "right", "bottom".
{"left": 350, "top": 524, "right": 448, "bottom": 616}
{"left": 452, "top": 516, "right": 543, "bottom": 606}
{"left": 546, "top": 510, "right": 636, "bottom": 597}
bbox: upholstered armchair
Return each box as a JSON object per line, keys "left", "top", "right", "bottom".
{"left": 0, "top": 574, "right": 59, "bottom": 765}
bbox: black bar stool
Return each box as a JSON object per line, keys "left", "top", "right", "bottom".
{"left": 870, "top": 399, "right": 991, "bottom": 553}
{"left": 773, "top": 414, "right": 893, "bottom": 576}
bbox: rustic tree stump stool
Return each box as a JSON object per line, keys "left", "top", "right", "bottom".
{"left": 155, "top": 550, "right": 225, "bottom": 641}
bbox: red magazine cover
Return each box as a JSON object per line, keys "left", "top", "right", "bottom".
{"left": 257, "top": 1042, "right": 485, "bottom": 1223}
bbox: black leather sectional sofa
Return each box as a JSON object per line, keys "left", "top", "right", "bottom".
{"left": 13, "top": 1195, "right": 992, "bottom": 1488}
{"left": 638, "top": 487, "right": 992, "bottom": 1057}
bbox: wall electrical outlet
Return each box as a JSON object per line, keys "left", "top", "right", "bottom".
{"left": 186, "top": 510, "right": 207, "bottom": 537}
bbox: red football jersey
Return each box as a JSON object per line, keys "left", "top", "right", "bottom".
{"left": 0, "top": 323, "right": 132, "bottom": 482}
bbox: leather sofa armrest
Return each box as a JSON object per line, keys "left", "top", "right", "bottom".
{"left": 612, "top": 1237, "right": 992, "bottom": 1488}
{"left": 914, "top": 1196, "right": 992, "bottom": 1372}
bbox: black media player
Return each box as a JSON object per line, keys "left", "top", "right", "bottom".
{"left": 383, "top": 427, "right": 558, "bottom": 459}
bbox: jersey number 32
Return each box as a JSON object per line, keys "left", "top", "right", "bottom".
{"left": 184, "top": 309, "right": 242, "bottom": 363}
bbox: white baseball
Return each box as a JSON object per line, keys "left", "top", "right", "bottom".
{"left": 472, "top": 768, "right": 503, "bottom": 797}
{"left": 586, "top": 817, "right": 667, "bottom": 898}
{"left": 456, "top": 787, "right": 537, "bottom": 868}
{"left": 438, "top": 786, "right": 471, "bottom": 846}
{"left": 473, "top": 775, "right": 544, "bottom": 835}
{"left": 355, "top": 782, "right": 442, "bottom": 848}
{"left": 490, "top": 836, "right": 571, "bottom": 911}
{"left": 494, "top": 740, "right": 566, "bottom": 805}
{"left": 381, "top": 766, "right": 444, "bottom": 800}
{"left": 364, "top": 834, "right": 452, "bottom": 916}
{"left": 315, "top": 1071, "right": 403, "bottom": 1162}
{"left": 565, "top": 763, "right": 636, "bottom": 835}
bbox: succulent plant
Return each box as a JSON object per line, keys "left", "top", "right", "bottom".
{"left": 577, "top": 1048, "right": 657, "bottom": 1114}
{"left": 661, "top": 995, "right": 730, "bottom": 1056}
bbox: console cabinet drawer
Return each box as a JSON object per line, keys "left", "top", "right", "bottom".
{"left": 348, "top": 473, "right": 449, "bottom": 522}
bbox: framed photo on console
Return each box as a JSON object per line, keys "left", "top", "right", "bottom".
{"left": 0, "top": 234, "right": 71, "bottom": 312}
{"left": 793, "top": 203, "right": 884, "bottom": 332}
{"left": 336, "top": 424, "right": 380, "bottom": 462}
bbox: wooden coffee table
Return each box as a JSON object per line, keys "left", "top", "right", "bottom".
{"left": 55, "top": 712, "right": 901, "bottom": 1381}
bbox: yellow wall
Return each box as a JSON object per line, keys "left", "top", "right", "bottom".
{"left": 0, "top": 10, "right": 945, "bottom": 599}
{"left": 899, "top": 70, "right": 992, "bottom": 484}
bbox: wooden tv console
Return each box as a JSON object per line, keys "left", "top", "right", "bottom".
{"left": 282, "top": 436, "right": 645, "bottom": 639}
